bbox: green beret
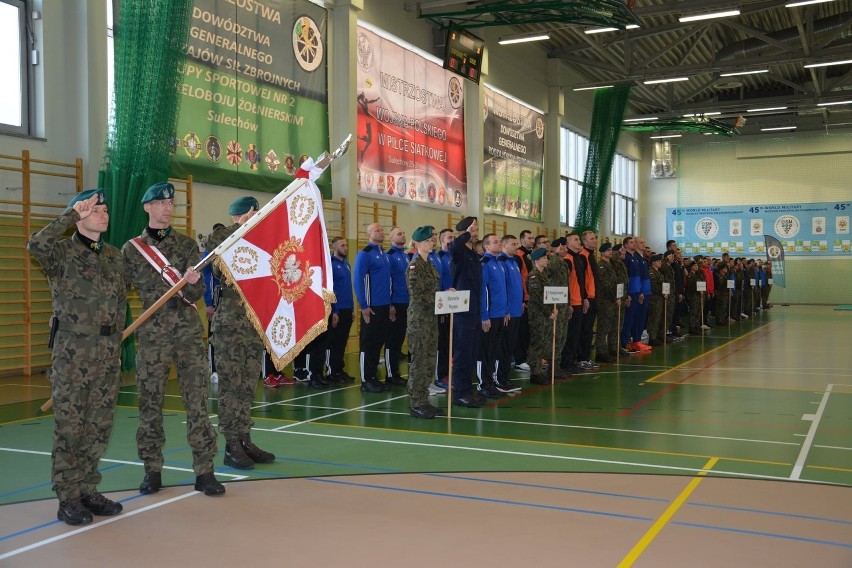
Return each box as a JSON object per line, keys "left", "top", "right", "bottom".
{"left": 551, "top": 237, "right": 566, "bottom": 247}
{"left": 141, "top": 182, "right": 175, "bottom": 204}
{"left": 612, "top": 243, "right": 623, "bottom": 252}
{"left": 599, "top": 242, "right": 612, "bottom": 254}
{"left": 455, "top": 216, "right": 476, "bottom": 231}
{"left": 68, "top": 188, "right": 106, "bottom": 208}
{"left": 530, "top": 248, "right": 547, "bottom": 261}
{"left": 411, "top": 225, "right": 434, "bottom": 242}
{"left": 229, "top": 196, "right": 259, "bottom": 216}
{"left": 651, "top": 254, "right": 663, "bottom": 262}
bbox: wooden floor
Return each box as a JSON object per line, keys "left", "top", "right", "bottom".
{"left": 1, "top": 305, "right": 851, "bottom": 566}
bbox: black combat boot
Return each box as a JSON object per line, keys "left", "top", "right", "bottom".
{"left": 81, "top": 491, "right": 123, "bottom": 515}
{"left": 57, "top": 498, "right": 93, "bottom": 526}
{"left": 240, "top": 433, "right": 275, "bottom": 464}
{"left": 194, "top": 472, "right": 226, "bottom": 496}
{"left": 139, "top": 471, "right": 162, "bottom": 495}
{"left": 224, "top": 439, "right": 255, "bottom": 470}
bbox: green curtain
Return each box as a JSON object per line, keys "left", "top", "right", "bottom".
{"left": 575, "top": 84, "right": 632, "bottom": 233}
{"left": 99, "top": 0, "right": 194, "bottom": 369}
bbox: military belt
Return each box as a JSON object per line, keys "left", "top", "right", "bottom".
{"left": 56, "top": 322, "right": 117, "bottom": 336}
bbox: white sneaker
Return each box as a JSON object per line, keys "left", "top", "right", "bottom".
{"left": 701, "top": 324, "right": 711, "bottom": 330}
{"left": 210, "top": 372, "right": 218, "bottom": 383}
{"left": 514, "top": 362, "right": 531, "bottom": 373}
{"left": 740, "top": 313, "right": 749, "bottom": 319}
{"left": 428, "top": 383, "right": 447, "bottom": 395}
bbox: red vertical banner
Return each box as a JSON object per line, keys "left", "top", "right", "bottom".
{"left": 354, "top": 25, "right": 467, "bottom": 211}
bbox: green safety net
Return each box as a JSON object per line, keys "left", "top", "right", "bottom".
{"left": 575, "top": 84, "right": 632, "bottom": 233}
{"left": 98, "top": 0, "right": 194, "bottom": 369}
{"left": 623, "top": 117, "right": 736, "bottom": 137}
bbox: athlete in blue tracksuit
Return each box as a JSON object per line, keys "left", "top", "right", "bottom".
{"left": 478, "top": 239, "right": 508, "bottom": 397}
{"left": 353, "top": 223, "right": 392, "bottom": 392}
{"left": 385, "top": 229, "right": 410, "bottom": 385}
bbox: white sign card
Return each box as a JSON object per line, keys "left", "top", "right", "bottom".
{"left": 434, "top": 290, "right": 471, "bottom": 314}
{"left": 662, "top": 283, "right": 671, "bottom": 296}
{"left": 696, "top": 281, "right": 707, "bottom": 292}
{"left": 544, "top": 286, "right": 569, "bottom": 305}
{"left": 768, "top": 278, "right": 773, "bottom": 285}
{"left": 616, "top": 283, "right": 625, "bottom": 299}
{"left": 727, "top": 279, "right": 736, "bottom": 289}
{"left": 750, "top": 279, "right": 756, "bottom": 286}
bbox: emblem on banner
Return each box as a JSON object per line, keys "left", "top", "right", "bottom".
{"left": 357, "top": 32, "right": 374, "bottom": 72}
{"left": 230, "top": 246, "right": 259, "bottom": 276}
{"left": 293, "top": 16, "right": 323, "bottom": 72}
{"left": 775, "top": 215, "right": 800, "bottom": 238}
{"left": 695, "top": 217, "right": 719, "bottom": 240}
{"left": 270, "top": 316, "right": 294, "bottom": 349}
{"left": 289, "top": 195, "right": 315, "bottom": 226}
{"left": 271, "top": 238, "right": 312, "bottom": 303}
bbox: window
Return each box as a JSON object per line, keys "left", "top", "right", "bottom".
{"left": 0, "top": 0, "right": 33, "bottom": 135}
{"left": 610, "top": 153, "right": 637, "bottom": 236}
{"left": 559, "top": 127, "right": 588, "bottom": 227}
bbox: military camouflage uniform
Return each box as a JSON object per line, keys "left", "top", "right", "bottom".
{"left": 686, "top": 267, "right": 704, "bottom": 332}
{"left": 732, "top": 265, "right": 744, "bottom": 318}
{"left": 660, "top": 259, "right": 675, "bottom": 337}
{"left": 612, "top": 256, "right": 629, "bottom": 349}
{"left": 123, "top": 228, "right": 217, "bottom": 476}
{"left": 526, "top": 267, "right": 553, "bottom": 377}
{"left": 544, "top": 253, "right": 570, "bottom": 363}
{"left": 28, "top": 209, "right": 127, "bottom": 501}
{"left": 715, "top": 269, "right": 730, "bottom": 323}
{"left": 595, "top": 259, "right": 620, "bottom": 357}
{"left": 405, "top": 254, "right": 439, "bottom": 408}
{"left": 205, "top": 223, "right": 262, "bottom": 444}
{"left": 647, "top": 265, "right": 665, "bottom": 343}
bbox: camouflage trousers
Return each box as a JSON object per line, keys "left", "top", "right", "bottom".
{"left": 528, "top": 314, "right": 555, "bottom": 377}
{"left": 210, "top": 325, "right": 263, "bottom": 442}
{"left": 136, "top": 319, "right": 217, "bottom": 476}
{"left": 49, "top": 354, "right": 121, "bottom": 501}
{"left": 407, "top": 314, "right": 438, "bottom": 408}
{"left": 716, "top": 292, "right": 730, "bottom": 323}
{"left": 688, "top": 293, "right": 703, "bottom": 330}
{"left": 647, "top": 295, "right": 665, "bottom": 342}
{"left": 595, "top": 300, "right": 619, "bottom": 357}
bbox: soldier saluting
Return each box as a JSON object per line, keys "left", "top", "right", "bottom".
{"left": 28, "top": 189, "right": 127, "bottom": 525}
{"left": 123, "top": 182, "right": 224, "bottom": 496}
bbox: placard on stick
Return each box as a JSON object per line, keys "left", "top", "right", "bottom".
{"left": 544, "top": 286, "right": 568, "bottom": 305}
{"left": 696, "top": 281, "right": 707, "bottom": 292}
{"left": 435, "top": 290, "right": 471, "bottom": 314}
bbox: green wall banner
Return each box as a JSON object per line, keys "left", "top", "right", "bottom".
{"left": 170, "top": 0, "right": 330, "bottom": 196}
{"left": 482, "top": 86, "right": 545, "bottom": 222}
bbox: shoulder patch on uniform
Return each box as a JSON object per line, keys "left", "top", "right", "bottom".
{"left": 361, "top": 245, "right": 372, "bottom": 253}
{"left": 409, "top": 264, "right": 416, "bottom": 270}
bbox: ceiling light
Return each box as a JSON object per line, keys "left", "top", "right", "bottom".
{"left": 786, "top": 0, "right": 835, "bottom": 7}
{"left": 585, "top": 27, "right": 618, "bottom": 34}
{"left": 761, "top": 126, "right": 797, "bottom": 131}
{"left": 573, "top": 85, "right": 614, "bottom": 91}
{"left": 719, "top": 69, "right": 769, "bottom": 77}
{"left": 748, "top": 106, "right": 788, "bottom": 112}
{"left": 624, "top": 117, "right": 658, "bottom": 122}
{"left": 679, "top": 10, "right": 740, "bottom": 23}
{"left": 643, "top": 77, "right": 689, "bottom": 85}
{"left": 626, "top": 24, "right": 640, "bottom": 30}
{"left": 804, "top": 59, "right": 852, "bottom": 68}
{"left": 498, "top": 33, "right": 550, "bottom": 45}
{"left": 650, "top": 134, "right": 683, "bottom": 139}
{"left": 817, "top": 100, "right": 852, "bottom": 106}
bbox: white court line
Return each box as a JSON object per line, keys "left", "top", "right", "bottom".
{"left": 815, "top": 444, "right": 852, "bottom": 452}
{"left": 254, "top": 428, "right": 837, "bottom": 485}
{"left": 0, "top": 490, "right": 202, "bottom": 561}
{"left": 250, "top": 384, "right": 358, "bottom": 411}
{"left": 790, "top": 384, "right": 833, "bottom": 480}
{"left": 271, "top": 395, "right": 409, "bottom": 431}
{"left": 0, "top": 448, "right": 246, "bottom": 479}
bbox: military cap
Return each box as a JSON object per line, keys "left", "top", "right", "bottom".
{"left": 530, "top": 248, "right": 548, "bottom": 261}
{"left": 650, "top": 254, "right": 663, "bottom": 262}
{"left": 411, "top": 225, "right": 434, "bottom": 242}
{"left": 551, "top": 237, "right": 567, "bottom": 247}
{"left": 68, "top": 188, "right": 106, "bottom": 208}
{"left": 611, "top": 243, "right": 623, "bottom": 252}
{"left": 599, "top": 242, "right": 612, "bottom": 254}
{"left": 664, "top": 250, "right": 675, "bottom": 258}
{"left": 455, "top": 216, "right": 476, "bottom": 231}
{"left": 141, "top": 182, "right": 175, "bottom": 204}
{"left": 229, "top": 196, "right": 260, "bottom": 216}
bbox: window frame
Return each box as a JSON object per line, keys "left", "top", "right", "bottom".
{"left": 609, "top": 153, "right": 638, "bottom": 236}
{"left": 559, "top": 126, "right": 589, "bottom": 228}
{"left": 0, "top": 0, "right": 33, "bottom": 136}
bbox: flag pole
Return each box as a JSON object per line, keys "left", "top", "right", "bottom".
{"left": 447, "top": 313, "right": 454, "bottom": 420}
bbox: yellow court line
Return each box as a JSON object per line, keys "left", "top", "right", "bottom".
{"left": 618, "top": 457, "right": 719, "bottom": 568}
{"left": 644, "top": 324, "right": 771, "bottom": 384}
{"left": 646, "top": 380, "right": 831, "bottom": 393}
{"left": 807, "top": 464, "right": 852, "bottom": 474}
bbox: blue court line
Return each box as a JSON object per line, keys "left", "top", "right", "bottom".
{"left": 686, "top": 501, "right": 852, "bottom": 526}
{"left": 425, "top": 473, "right": 670, "bottom": 503}
{"left": 0, "top": 493, "right": 149, "bottom": 543}
{"left": 0, "top": 462, "right": 129, "bottom": 501}
{"left": 671, "top": 520, "right": 852, "bottom": 549}
{"left": 308, "top": 477, "right": 654, "bottom": 522}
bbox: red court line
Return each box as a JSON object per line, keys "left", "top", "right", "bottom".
{"left": 619, "top": 329, "right": 770, "bottom": 417}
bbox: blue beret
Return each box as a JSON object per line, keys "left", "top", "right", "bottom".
{"left": 411, "top": 226, "right": 434, "bottom": 242}
{"left": 68, "top": 188, "right": 106, "bottom": 208}
{"left": 229, "top": 196, "right": 259, "bottom": 216}
{"left": 530, "top": 248, "right": 547, "bottom": 261}
{"left": 141, "top": 182, "right": 175, "bottom": 204}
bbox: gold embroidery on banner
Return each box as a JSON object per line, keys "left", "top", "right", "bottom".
{"left": 289, "top": 194, "right": 314, "bottom": 226}
{"left": 270, "top": 315, "right": 294, "bottom": 349}
{"left": 270, "top": 237, "right": 312, "bottom": 302}
{"left": 230, "top": 246, "right": 260, "bottom": 275}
